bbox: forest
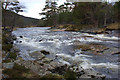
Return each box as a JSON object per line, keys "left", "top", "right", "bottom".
{"left": 1, "top": 1, "right": 120, "bottom": 30}
{"left": 39, "top": 1, "right": 120, "bottom": 29}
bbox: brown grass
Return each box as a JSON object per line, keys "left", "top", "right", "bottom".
{"left": 107, "top": 23, "right": 120, "bottom": 30}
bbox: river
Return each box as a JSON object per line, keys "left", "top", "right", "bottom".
{"left": 12, "top": 27, "right": 120, "bottom": 78}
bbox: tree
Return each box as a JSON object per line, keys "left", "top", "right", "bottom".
{"left": 2, "top": 0, "right": 25, "bottom": 30}
{"left": 114, "top": 1, "right": 120, "bottom": 22}
{"left": 73, "top": 2, "right": 111, "bottom": 27}
{"left": 40, "top": 1, "right": 58, "bottom": 27}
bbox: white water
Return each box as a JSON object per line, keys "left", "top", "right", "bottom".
{"left": 12, "top": 27, "right": 119, "bottom": 78}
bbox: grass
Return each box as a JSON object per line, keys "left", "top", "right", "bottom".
{"left": 107, "top": 22, "right": 120, "bottom": 30}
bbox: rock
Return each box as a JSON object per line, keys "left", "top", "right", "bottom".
{"left": 12, "top": 35, "right": 17, "bottom": 40}
{"left": 11, "top": 46, "right": 20, "bottom": 52}
{"left": 3, "top": 62, "right": 14, "bottom": 69}
{"left": 39, "top": 40, "right": 42, "bottom": 42}
{"left": 19, "top": 41, "right": 22, "bottom": 43}
{"left": 85, "top": 69, "right": 106, "bottom": 79}
{"left": 40, "top": 50, "right": 50, "bottom": 55}
{"left": 112, "top": 52, "right": 120, "bottom": 55}
{"left": 20, "top": 36, "right": 23, "bottom": 38}
{"left": 49, "top": 62, "right": 68, "bottom": 74}
{"left": 42, "top": 58, "right": 53, "bottom": 63}
{"left": 30, "top": 51, "right": 45, "bottom": 60}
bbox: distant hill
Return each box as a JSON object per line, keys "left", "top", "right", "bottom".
{"left": 2, "top": 10, "right": 43, "bottom": 28}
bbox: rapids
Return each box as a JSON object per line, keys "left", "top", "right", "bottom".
{"left": 12, "top": 27, "right": 119, "bottom": 78}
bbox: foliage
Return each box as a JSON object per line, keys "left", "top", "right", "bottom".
{"left": 40, "top": 1, "right": 118, "bottom": 28}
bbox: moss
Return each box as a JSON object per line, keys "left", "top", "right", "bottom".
{"left": 64, "top": 69, "right": 77, "bottom": 80}
{"left": 40, "top": 74, "right": 64, "bottom": 80}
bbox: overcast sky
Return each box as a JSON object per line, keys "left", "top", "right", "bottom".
{"left": 17, "top": 0, "right": 118, "bottom": 19}
{"left": 18, "top": 0, "right": 66, "bottom": 19}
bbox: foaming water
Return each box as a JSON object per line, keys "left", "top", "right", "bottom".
{"left": 12, "top": 27, "right": 119, "bottom": 78}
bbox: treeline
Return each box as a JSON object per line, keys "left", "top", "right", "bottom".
{"left": 40, "top": 1, "right": 120, "bottom": 28}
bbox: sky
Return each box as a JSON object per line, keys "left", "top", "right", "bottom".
{"left": 18, "top": 0, "right": 66, "bottom": 19}
{"left": 17, "top": 0, "right": 118, "bottom": 19}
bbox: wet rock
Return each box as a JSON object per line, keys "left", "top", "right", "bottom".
{"left": 12, "top": 35, "right": 17, "bottom": 40}
{"left": 40, "top": 50, "right": 50, "bottom": 55}
{"left": 3, "top": 62, "right": 14, "bottom": 69}
{"left": 103, "top": 48, "right": 120, "bottom": 54}
{"left": 112, "top": 52, "right": 120, "bottom": 55}
{"left": 30, "top": 51, "right": 45, "bottom": 60}
{"left": 84, "top": 69, "right": 106, "bottom": 79}
{"left": 39, "top": 40, "right": 42, "bottom": 42}
{"left": 19, "top": 41, "right": 22, "bottom": 43}
{"left": 11, "top": 46, "right": 20, "bottom": 53}
{"left": 19, "top": 36, "right": 23, "bottom": 38}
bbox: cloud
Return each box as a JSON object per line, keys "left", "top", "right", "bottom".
{"left": 18, "top": 0, "right": 66, "bottom": 19}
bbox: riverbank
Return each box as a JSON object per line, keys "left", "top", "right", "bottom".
{"left": 51, "top": 23, "right": 120, "bottom": 35}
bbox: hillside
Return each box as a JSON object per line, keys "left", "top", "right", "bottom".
{"left": 2, "top": 10, "right": 40, "bottom": 28}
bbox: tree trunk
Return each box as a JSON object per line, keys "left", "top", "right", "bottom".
{"left": 104, "top": 13, "right": 107, "bottom": 27}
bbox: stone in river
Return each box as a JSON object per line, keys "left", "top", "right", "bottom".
{"left": 19, "top": 36, "right": 23, "bottom": 38}
{"left": 19, "top": 41, "right": 22, "bottom": 43}
{"left": 40, "top": 50, "right": 50, "bottom": 55}
{"left": 30, "top": 51, "right": 45, "bottom": 60}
